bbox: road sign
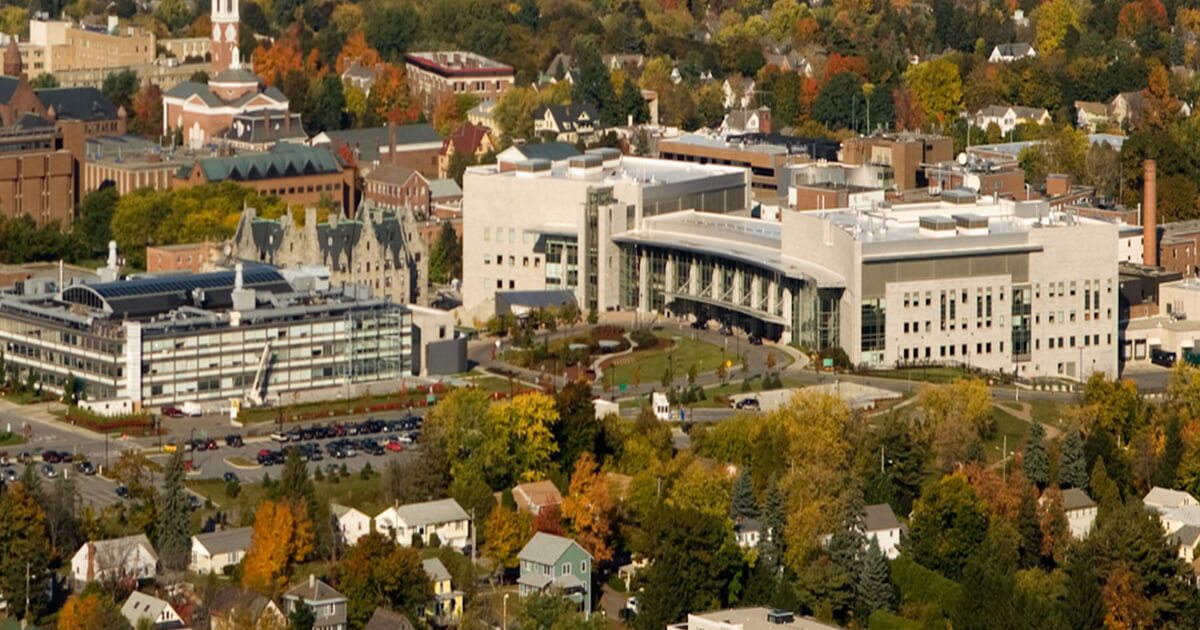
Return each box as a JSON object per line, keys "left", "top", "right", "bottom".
{"left": 619, "top": 383, "right": 627, "bottom": 393}
{"left": 426, "top": 393, "right": 436, "bottom": 404}
{"left": 679, "top": 408, "right": 685, "bottom": 422}
{"left": 823, "top": 358, "right": 834, "bottom": 368}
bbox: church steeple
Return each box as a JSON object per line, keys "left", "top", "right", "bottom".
{"left": 210, "top": 0, "right": 240, "bottom": 75}
{"left": 3, "top": 37, "right": 23, "bottom": 78}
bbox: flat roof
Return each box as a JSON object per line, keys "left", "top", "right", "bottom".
{"left": 404, "top": 51, "right": 512, "bottom": 76}
{"left": 474, "top": 155, "right": 745, "bottom": 186}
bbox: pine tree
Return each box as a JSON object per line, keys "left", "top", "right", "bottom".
{"left": 857, "top": 537, "right": 897, "bottom": 618}
{"left": 20, "top": 462, "right": 42, "bottom": 502}
{"left": 273, "top": 449, "right": 332, "bottom": 559}
{"left": 1154, "top": 417, "right": 1184, "bottom": 488}
{"left": 1023, "top": 421, "right": 1049, "bottom": 488}
{"left": 157, "top": 451, "right": 191, "bottom": 570}
{"left": 1060, "top": 428, "right": 1088, "bottom": 490}
{"left": 759, "top": 478, "right": 786, "bottom": 573}
{"left": 1091, "top": 456, "right": 1122, "bottom": 520}
{"left": 1017, "top": 488, "right": 1042, "bottom": 570}
{"left": 730, "top": 470, "right": 758, "bottom": 520}
{"left": 828, "top": 489, "right": 867, "bottom": 579}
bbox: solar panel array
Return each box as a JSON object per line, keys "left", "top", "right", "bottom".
{"left": 89, "top": 269, "right": 286, "bottom": 299}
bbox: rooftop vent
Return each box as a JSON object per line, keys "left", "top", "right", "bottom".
{"left": 919, "top": 215, "right": 957, "bottom": 238}
{"left": 567, "top": 154, "right": 603, "bottom": 179}
{"left": 514, "top": 159, "right": 551, "bottom": 178}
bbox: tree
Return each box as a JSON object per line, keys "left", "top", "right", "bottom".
{"left": 864, "top": 417, "right": 929, "bottom": 516}
{"left": 952, "top": 526, "right": 1019, "bottom": 630}
{"left": 633, "top": 506, "right": 743, "bottom": 630}
{"left": 554, "top": 381, "right": 601, "bottom": 475}
{"left": 1091, "top": 457, "right": 1122, "bottom": 519}
{"left": 1060, "top": 428, "right": 1088, "bottom": 489}
{"left": 157, "top": 452, "right": 191, "bottom": 570}
{"left": 1155, "top": 417, "right": 1184, "bottom": 488}
{"left": 102, "top": 70, "right": 139, "bottom": 111}
{"left": 620, "top": 78, "right": 649, "bottom": 125}
{"left": 857, "top": 537, "right": 898, "bottom": 618}
{"left": 483, "top": 504, "right": 531, "bottom": 570}
{"left": 288, "top": 601, "right": 315, "bottom": 630}
{"left": 493, "top": 86, "right": 539, "bottom": 147}
{"left": 41, "top": 474, "right": 82, "bottom": 561}
{"left": 730, "top": 470, "right": 757, "bottom": 520}
{"left": 1037, "top": 487, "right": 1071, "bottom": 564}
{"left": 903, "top": 58, "right": 963, "bottom": 126}
{"left": 533, "top": 503, "right": 565, "bottom": 536}
{"left": 57, "top": 590, "right": 128, "bottom": 630}
{"left": 335, "top": 32, "right": 380, "bottom": 74}
{"left": 917, "top": 379, "right": 992, "bottom": 472}
{"left": 308, "top": 74, "right": 347, "bottom": 133}
{"left": 1024, "top": 421, "right": 1050, "bottom": 489}
{"left": 334, "top": 532, "right": 432, "bottom": 628}
{"left": 242, "top": 499, "right": 314, "bottom": 595}
{"left": 1017, "top": 488, "right": 1043, "bottom": 569}
{"left": 271, "top": 448, "right": 332, "bottom": 559}
{"left": 1032, "top": 0, "right": 1084, "bottom": 55}
{"left": 518, "top": 590, "right": 605, "bottom": 629}
{"left": 363, "top": 1, "right": 420, "bottom": 60}
{"left": 759, "top": 478, "right": 786, "bottom": 572}
{"left": 906, "top": 475, "right": 988, "bottom": 579}
{"left": 0, "top": 483, "right": 51, "bottom": 620}
{"left": 562, "top": 452, "right": 614, "bottom": 563}
{"left": 128, "top": 83, "right": 162, "bottom": 136}
{"left": 428, "top": 221, "right": 462, "bottom": 284}
{"left": 827, "top": 488, "right": 866, "bottom": 580}
{"left": 432, "top": 94, "right": 465, "bottom": 137}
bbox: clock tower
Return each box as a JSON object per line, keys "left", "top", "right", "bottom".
{"left": 211, "top": 0, "right": 240, "bottom": 75}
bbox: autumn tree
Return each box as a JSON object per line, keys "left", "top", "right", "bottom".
{"left": 57, "top": 589, "right": 127, "bottom": 630}
{"left": 892, "top": 86, "right": 925, "bottom": 131}
{"left": 1032, "top": 0, "right": 1084, "bottom": 55}
{"left": 242, "top": 499, "right": 314, "bottom": 596}
{"left": 917, "top": 379, "right": 992, "bottom": 471}
{"left": 903, "top": 57, "right": 963, "bottom": 126}
{"left": 334, "top": 532, "right": 431, "bottom": 628}
{"left": 128, "top": 83, "right": 162, "bottom": 136}
{"left": 483, "top": 504, "right": 531, "bottom": 570}
{"left": 1103, "top": 563, "right": 1153, "bottom": 629}
{"left": 335, "top": 32, "right": 381, "bottom": 74}
{"left": 533, "top": 503, "right": 565, "bottom": 536}
{"left": 562, "top": 452, "right": 614, "bottom": 563}
{"left": 251, "top": 26, "right": 304, "bottom": 87}
{"left": 0, "top": 483, "right": 51, "bottom": 620}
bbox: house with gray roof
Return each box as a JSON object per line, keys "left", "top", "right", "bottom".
{"left": 209, "top": 587, "right": 286, "bottom": 630}
{"left": 309, "top": 123, "right": 443, "bottom": 177}
{"left": 422, "top": 557, "right": 463, "bottom": 625}
{"left": 190, "top": 526, "right": 253, "bottom": 575}
{"left": 496, "top": 141, "right": 580, "bottom": 168}
{"left": 284, "top": 575, "right": 347, "bottom": 630}
{"left": 120, "top": 591, "right": 186, "bottom": 629}
{"left": 375, "top": 498, "right": 471, "bottom": 549}
{"left": 534, "top": 104, "right": 600, "bottom": 142}
{"left": 864, "top": 503, "right": 903, "bottom": 559}
{"left": 989, "top": 42, "right": 1036, "bottom": 63}
{"left": 223, "top": 108, "right": 306, "bottom": 152}
{"left": 364, "top": 608, "right": 416, "bottom": 630}
{"left": 518, "top": 532, "right": 593, "bottom": 617}
{"left": 1061, "top": 488, "right": 1097, "bottom": 539}
{"left": 71, "top": 534, "right": 158, "bottom": 588}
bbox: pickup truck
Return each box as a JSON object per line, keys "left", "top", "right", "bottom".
{"left": 270, "top": 431, "right": 288, "bottom": 443}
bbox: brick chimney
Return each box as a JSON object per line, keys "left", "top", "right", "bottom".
{"left": 1045, "top": 173, "right": 1070, "bottom": 198}
{"left": 757, "top": 107, "right": 772, "bottom": 134}
{"left": 1144, "top": 159, "right": 1158, "bottom": 267}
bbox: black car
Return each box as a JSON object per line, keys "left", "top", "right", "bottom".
{"left": 223, "top": 471, "right": 238, "bottom": 483}
{"left": 1152, "top": 348, "right": 1177, "bottom": 368}
{"left": 41, "top": 451, "right": 60, "bottom": 464}
{"left": 225, "top": 434, "right": 244, "bottom": 447}
{"left": 748, "top": 333, "right": 763, "bottom": 345}
{"left": 75, "top": 461, "right": 96, "bottom": 475}
{"left": 115, "top": 484, "right": 129, "bottom": 498}
{"left": 735, "top": 397, "right": 761, "bottom": 411}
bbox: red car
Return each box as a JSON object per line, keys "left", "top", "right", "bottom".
{"left": 161, "top": 406, "right": 184, "bottom": 418}
{"left": 385, "top": 442, "right": 405, "bottom": 453}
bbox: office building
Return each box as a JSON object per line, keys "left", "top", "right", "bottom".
{"left": 840, "top": 133, "right": 954, "bottom": 192}
{"left": 461, "top": 148, "right": 749, "bottom": 315}
{"left": 0, "top": 260, "right": 413, "bottom": 413}
{"left": 22, "top": 17, "right": 156, "bottom": 79}
{"left": 174, "top": 144, "right": 354, "bottom": 211}
{"left": 404, "top": 52, "right": 514, "bottom": 115}
{"left": 658, "top": 133, "right": 838, "bottom": 198}
{"left": 0, "top": 114, "right": 85, "bottom": 225}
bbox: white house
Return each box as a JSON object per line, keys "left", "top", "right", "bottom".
{"left": 1171, "top": 525, "right": 1200, "bottom": 563}
{"left": 734, "top": 518, "right": 761, "bottom": 549}
{"left": 989, "top": 42, "right": 1036, "bottom": 63}
{"left": 722, "top": 78, "right": 755, "bottom": 110}
{"left": 1145, "top": 486, "right": 1198, "bottom": 511}
{"left": 332, "top": 504, "right": 372, "bottom": 547}
{"left": 864, "top": 504, "right": 903, "bottom": 559}
{"left": 1059, "top": 488, "right": 1097, "bottom": 539}
{"left": 72, "top": 534, "right": 158, "bottom": 588}
{"left": 375, "top": 498, "right": 471, "bottom": 550}
{"left": 121, "top": 591, "right": 186, "bottom": 629}
{"left": 719, "top": 108, "right": 771, "bottom": 137}
{"left": 973, "top": 105, "right": 1052, "bottom": 135}
{"left": 190, "top": 527, "right": 253, "bottom": 575}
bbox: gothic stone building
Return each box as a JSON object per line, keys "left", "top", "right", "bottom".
{"left": 232, "top": 203, "right": 428, "bottom": 306}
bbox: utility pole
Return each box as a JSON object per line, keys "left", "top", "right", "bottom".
{"left": 880, "top": 445, "right": 885, "bottom": 474}
{"left": 23, "top": 560, "right": 29, "bottom": 629}
{"left": 470, "top": 508, "right": 476, "bottom": 565}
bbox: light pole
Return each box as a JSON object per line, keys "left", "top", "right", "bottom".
{"left": 189, "top": 428, "right": 196, "bottom": 468}
{"left": 502, "top": 593, "right": 510, "bottom": 630}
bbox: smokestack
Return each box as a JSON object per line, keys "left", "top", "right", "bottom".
{"left": 1144, "top": 159, "right": 1158, "bottom": 267}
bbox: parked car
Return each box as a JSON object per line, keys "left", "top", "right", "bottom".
{"left": 735, "top": 397, "right": 761, "bottom": 411}
{"left": 161, "top": 406, "right": 184, "bottom": 418}
{"left": 225, "top": 434, "right": 244, "bottom": 447}
{"left": 719, "top": 323, "right": 733, "bottom": 336}
{"left": 2, "top": 468, "right": 16, "bottom": 482}
{"left": 75, "top": 461, "right": 96, "bottom": 475}
{"left": 115, "top": 484, "right": 129, "bottom": 498}
{"left": 270, "top": 431, "right": 288, "bottom": 443}
{"left": 41, "top": 451, "right": 60, "bottom": 464}
{"left": 385, "top": 441, "right": 404, "bottom": 453}
{"left": 257, "top": 449, "right": 274, "bottom": 465}
{"left": 16, "top": 452, "right": 30, "bottom": 465}
{"left": 40, "top": 464, "right": 56, "bottom": 478}
{"left": 223, "top": 471, "right": 237, "bottom": 483}
{"left": 205, "top": 439, "right": 218, "bottom": 451}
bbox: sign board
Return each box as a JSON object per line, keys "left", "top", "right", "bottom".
{"left": 823, "top": 358, "right": 834, "bottom": 368}
{"left": 426, "top": 393, "right": 436, "bottom": 404}
{"left": 679, "top": 408, "right": 686, "bottom": 422}
{"left": 620, "top": 383, "right": 627, "bottom": 393}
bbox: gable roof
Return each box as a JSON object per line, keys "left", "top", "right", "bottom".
{"left": 364, "top": 608, "right": 416, "bottom": 630}
{"left": 534, "top": 104, "right": 598, "bottom": 133}
{"left": 194, "top": 527, "right": 253, "bottom": 556}
{"left": 385, "top": 498, "right": 469, "bottom": 527}
{"left": 190, "top": 143, "right": 343, "bottom": 183}
{"left": 864, "top": 503, "right": 901, "bottom": 532}
{"left": 314, "top": 124, "right": 441, "bottom": 163}
{"left": 423, "top": 557, "right": 451, "bottom": 583}
{"left": 209, "top": 587, "right": 280, "bottom": 622}
{"left": 331, "top": 503, "right": 368, "bottom": 519}
{"left": 84, "top": 533, "right": 158, "bottom": 563}
{"left": 993, "top": 42, "right": 1034, "bottom": 57}
{"left": 519, "top": 532, "right": 590, "bottom": 565}
{"left": 36, "top": 87, "right": 118, "bottom": 121}
{"left": 120, "top": 591, "right": 173, "bottom": 627}
{"left": 510, "top": 141, "right": 580, "bottom": 163}
{"left": 285, "top": 575, "right": 345, "bottom": 603}
{"left": 366, "top": 163, "right": 419, "bottom": 186}
{"left": 1145, "top": 486, "right": 1198, "bottom": 510}
{"left": 428, "top": 178, "right": 462, "bottom": 200}
{"left": 1173, "top": 524, "right": 1200, "bottom": 549}
{"left": 1061, "top": 488, "right": 1096, "bottom": 512}
{"left": 444, "top": 121, "right": 491, "bottom": 156}
{"left": 512, "top": 480, "right": 563, "bottom": 512}
{"left": 1075, "top": 100, "right": 1109, "bottom": 117}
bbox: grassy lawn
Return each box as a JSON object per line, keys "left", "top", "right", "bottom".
{"left": 604, "top": 334, "right": 727, "bottom": 388}
{"left": 985, "top": 406, "right": 1030, "bottom": 465}
{"left": 0, "top": 432, "right": 26, "bottom": 447}
{"left": 237, "top": 391, "right": 435, "bottom": 425}
{"left": 189, "top": 470, "right": 391, "bottom": 520}
{"left": 862, "top": 366, "right": 984, "bottom": 384}
{"left": 462, "top": 375, "right": 518, "bottom": 394}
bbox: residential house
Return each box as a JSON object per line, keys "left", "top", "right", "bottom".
{"left": 989, "top": 42, "right": 1036, "bottom": 63}
{"left": 719, "top": 108, "right": 772, "bottom": 137}
{"left": 209, "top": 588, "right": 286, "bottom": 630}
{"left": 763, "top": 50, "right": 813, "bottom": 76}
{"left": 533, "top": 104, "right": 600, "bottom": 143}
{"left": 222, "top": 109, "right": 306, "bottom": 152}
{"left": 734, "top": 518, "right": 761, "bottom": 549}
{"left": 283, "top": 575, "right": 348, "bottom": 630}
{"left": 1109, "top": 91, "right": 1192, "bottom": 129}
{"left": 602, "top": 54, "right": 645, "bottom": 73}
{"left": 422, "top": 557, "right": 463, "bottom": 625}
{"left": 1061, "top": 488, "right": 1098, "bottom": 539}
{"left": 722, "top": 77, "right": 755, "bottom": 110}
{"left": 120, "top": 591, "right": 186, "bottom": 629}
{"left": 364, "top": 608, "right": 416, "bottom": 630}
{"left": 438, "top": 121, "right": 494, "bottom": 179}
{"left": 1074, "top": 101, "right": 1112, "bottom": 132}
{"left": 517, "top": 532, "right": 593, "bottom": 617}
{"left": 1145, "top": 486, "right": 1200, "bottom": 535}
{"left": 190, "top": 527, "right": 253, "bottom": 575}
{"left": 973, "top": 105, "right": 1051, "bottom": 135}
{"left": 466, "top": 99, "right": 497, "bottom": 130}
{"left": 1171, "top": 525, "right": 1200, "bottom": 563}
{"left": 342, "top": 61, "right": 381, "bottom": 95}
{"left": 374, "top": 498, "right": 472, "bottom": 549}
{"left": 429, "top": 178, "right": 463, "bottom": 208}
{"left": 864, "top": 503, "right": 903, "bottom": 559}
{"left": 332, "top": 504, "right": 372, "bottom": 547}
{"left": 71, "top": 534, "right": 158, "bottom": 588}
{"left": 513, "top": 480, "right": 564, "bottom": 516}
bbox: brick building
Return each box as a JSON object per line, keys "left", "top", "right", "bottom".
{"left": 82, "top": 135, "right": 194, "bottom": 195}
{"left": 174, "top": 144, "right": 354, "bottom": 211}
{"left": 21, "top": 18, "right": 156, "bottom": 79}
{"left": 840, "top": 133, "right": 954, "bottom": 192}
{"left": 438, "top": 121, "right": 493, "bottom": 179}
{"left": 0, "top": 115, "right": 86, "bottom": 225}
{"left": 146, "top": 242, "right": 222, "bottom": 273}
{"left": 364, "top": 164, "right": 431, "bottom": 216}
{"left": 404, "top": 52, "right": 514, "bottom": 114}
{"left": 37, "top": 87, "right": 125, "bottom": 138}
{"left": 310, "top": 124, "right": 442, "bottom": 178}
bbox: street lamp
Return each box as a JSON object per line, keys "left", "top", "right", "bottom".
{"left": 189, "top": 428, "right": 196, "bottom": 467}
{"left": 502, "top": 594, "right": 510, "bottom": 630}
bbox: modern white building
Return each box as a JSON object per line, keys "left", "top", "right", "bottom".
{"left": 332, "top": 504, "right": 372, "bottom": 547}
{"left": 461, "top": 149, "right": 749, "bottom": 316}
{"left": 375, "top": 498, "right": 471, "bottom": 549}
{"left": 190, "top": 527, "right": 253, "bottom": 575}
{"left": 72, "top": 534, "right": 158, "bottom": 588}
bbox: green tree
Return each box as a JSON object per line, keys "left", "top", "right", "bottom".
{"left": 518, "top": 589, "right": 605, "bottom": 629}
{"left": 289, "top": 600, "right": 315, "bottom": 630}
{"left": 1155, "top": 417, "right": 1184, "bottom": 488}
{"left": 903, "top": 58, "right": 963, "bottom": 125}
{"left": 428, "top": 221, "right": 461, "bottom": 284}
{"left": 493, "top": 87, "right": 539, "bottom": 147}
{"left": 828, "top": 488, "right": 866, "bottom": 580}
{"left": 620, "top": 77, "right": 649, "bottom": 125}
{"left": 633, "top": 506, "right": 744, "bottom": 630}
{"left": 157, "top": 452, "right": 191, "bottom": 570}
{"left": 759, "top": 478, "right": 786, "bottom": 573}
{"left": 1017, "top": 489, "right": 1042, "bottom": 570}
{"left": 1023, "top": 422, "right": 1049, "bottom": 489}
{"left": 572, "top": 38, "right": 618, "bottom": 125}
{"left": 863, "top": 417, "right": 928, "bottom": 515}
{"left": 553, "top": 381, "right": 601, "bottom": 476}
{"left": 363, "top": 1, "right": 420, "bottom": 60}
{"left": 952, "top": 525, "right": 1019, "bottom": 629}
{"left": 730, "top": 470, "right": 758, "bottom": 520}
{"left": 102, "top": 69, "right": 139, "bottom": 111}
{"left": 906, "top": 475, "right": 988, "bottom": 579}
{"left": 154, "top": 0, "right": 191, "bottom": 32}
{"left": 0, "top": 483, "right": 51, "bottom": 620}
{"left": 1090, "top": 457, "right": 1122, "bottom": 520}
{"left": 308, "top": 74, "right": 347, "bottom": 133}
{"left": 1060, "top": 428, "right": 1088, "bottom": 489}
{"left": 29, "top": 74, "right": 58, "bottom": 89}
{"left": 857, "top": 536, "right": 898, "bottom": 618}
{"left": 335, "top": 532, "right": 431, "bottom": 627}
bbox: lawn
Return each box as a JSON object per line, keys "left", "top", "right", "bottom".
{"left": 984, "top": 406, "right": 1031, "bottom": 465}
{"left": 189, "top": 470, "right": 391, "bottom": 522}
{"left": 0, "top": 432, "right": 25, "bottom": 447}
{"left": 603, "top": 334, "right": 727, "bottom": 389}
{"left": 463, "top": 375, "right": 520, "bottom": 394}
{"left": 863, "top": 366, "right": 983, "bottom": 384}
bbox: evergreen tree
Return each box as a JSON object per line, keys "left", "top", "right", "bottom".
{"left": 730, "top": 470, "right": 757, "bottom": 520}
{"left": 1017, "top": 488, "right": 1042, "bottom": 570}
{"left": 620, "top": 79, "right": 648, "bottom": 124}
{"left": 856, "top": 537, "right": 897, "bottom": 618}
{"left": 1023, "top": 421, "right": 1049, "bottom": 488}
{"left": 828, "top": 487, "right": 866, "bottom": 578}
{"left": 759, "top": 478, "right": 786, "bottom": 573}
{"left": 952, "top": 526, "right": 1019, "bottom": 630}
{"left": 272, "top": 448, "right": 332, "bottom": 559}
{"left": 1060, "top": 428, "right": 1088, "bottom": 490}
{"left": 157, "top": 452, "right": 191, "bottom": 570}
{"left": 1091, "top": 456, "right": 1122, "bottom": 520}
{"left": 0, "top": 484, "right": 52, "bottom": 620}
{"left": 20, "top": 463, "right": 41, "bottom": 503}
{"left": 289, "top": 600, "right": 315, "bottom": 630}
{"left": 1063, "top": 543, "right": 1105, "bottom": 630}
{"left": 1154, "top": 417, "right": 1184, "bottom": 488}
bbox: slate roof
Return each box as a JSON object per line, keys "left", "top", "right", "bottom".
{"left": 1173, "top": 524, "right": 1200, "bottom": 548}
{"left": 993, "top": 42, "right": 1034, "bottom": 57}
{"left": 239, "top": 204, "right": 418, "bottom": 272}
{"left": 163, "top": 80, "right": 286, "bottom": 108}
{"left": 428, "top": 178, "right": 462, "bottom": 200}
{"left": 364, "top": 608, "right": 416, "bottom": 630}
{"left": 194, "top": 527, "right": 253, "bottom": 556}
{"left": 211, "top": 67, "right": 261, "bottom": 84}
{"left": 185, "top": 144, "right": 342, "bottom": 183}
{"left": 285, "top": 575, "right": 346, "bottom": 603}
{"left": 316, "top": 124, "right": 441, "bottom": 163}
{"left": 36, "top": 87, "right": 118, "bottom": 121}
{"left": 864, "top": 504, "right": 901, "bottom": 532}
{"left": 1061, "top": 488, "right": 1096, "bottom": 512}
{"left": 519, "top": 532, "right": 589, "bottom": 565}
{"left": 224, "top": 109, "right": 307, "bottom": 146}
{"left": 534, "top": 104, "right": 597, "bottom": 133}
{"left": 388, "top": 498, "right": 469, "bottom": 527}
{"left": 509, "top": 142, "right": 580, "bottom": 162}
{"left": 0, "top": 77, "right": 20, "bottom": 104}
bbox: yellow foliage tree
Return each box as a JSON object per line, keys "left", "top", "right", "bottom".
{"left": 241, "top": 499, "right": 314, "bottom": 595}
{"left": 667, "top": 459, "right": 732, "bottom": 518}
{"left": 562, "top": 452, "right": 614, "bottom": 563}
{"left": 917, "top": 378, "right": 993, "bottom": 472}
{"left": 484, "top": 504, "right": 532, "bottom": 569}
{"left": 58, "top": 592, "right": 124, "bottom": 629}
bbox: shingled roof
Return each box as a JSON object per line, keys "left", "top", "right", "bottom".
{"left": 36, "top": 87, "right": 118, "bottom": 121}
{"left": 184, "top": 143, "right": 343, "bottom": 183}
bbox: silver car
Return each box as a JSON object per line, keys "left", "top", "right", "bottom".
{"left": 40, "top": 464, "right": 56, "bottom": 478}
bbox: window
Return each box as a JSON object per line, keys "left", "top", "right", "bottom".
{"left": 562, "top": 562, "right": 572, "bottom": 575}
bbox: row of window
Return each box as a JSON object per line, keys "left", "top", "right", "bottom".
{"left": 484, "top": 254, "right": 542, "bottom": 268}
{"left": 483, "top": 227, "right": 533, "bottom": 244}
{"left": 261, "top": 181, "right": 342, "bottom": 197}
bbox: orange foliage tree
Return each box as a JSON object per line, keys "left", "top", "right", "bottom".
{"left": 823, "top": 53, "right": 870, "bottom": 82}
{"left": 370, "top": 66, "right": 418, "bottom": 125}
{"left": 241, "top": 499, "right": 315, "bottom": 595}
{"left": 1103, "top": 562, "right": 1153, "bottom": 629}
{"left": 432, "top": 93, "right": 464, "bottom": 136}
{"left": 129, "top": 83, "right": 163, "bottom": 136}
{"left": 892, "top": 86, "right": 925, "bottom": 131}
{"left": 57, "top": 592, "right": 125, "bottom": 629}
{"left": 561, "top": 451, "right": 614, "bottom": 563}
{"left": 533, "top": 503, "right": 565, "bottom": 536}
{"left": 252, "top": 26, "right": 304, "bottom": 87}
{"left": 336, "top": 32, "right": 381, "bottom": 75}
